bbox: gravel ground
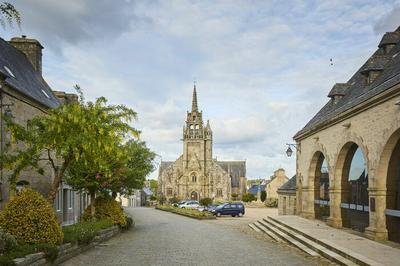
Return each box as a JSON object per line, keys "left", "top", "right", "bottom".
{"left": 61, "top": 207, "right": 332, "bottom": 266}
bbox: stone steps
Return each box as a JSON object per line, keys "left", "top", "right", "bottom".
{"left": 249, "top": 217, "right": 367, "bottom": 266}
{"left": 267, "top": 216, "right": 383, "bottom": 266}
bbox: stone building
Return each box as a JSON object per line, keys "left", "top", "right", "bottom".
{"left": 277, "top": 175, "right": 296, "bottom": 215}
{"left": 265, "top": 168, "right": 289, "bottom": 200}
{"left": 158, "top": 86, "right": 246, "bottom": 201}
{"left": 0, "top": 36, "right": 87, "bottom": 225}
{"left": 294, "top": 26, "right": 400, "bottom": 242}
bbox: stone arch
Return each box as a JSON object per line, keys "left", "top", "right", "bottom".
{"left": 376, "top": 127, "right": 400, "bottom": 242}
{"left": 190, "top": 191, "right": 198, "bottom": 200}
{"left": 308, "top": 148, "right": 330, "bottom": 220}
{"left": 333, "top": 134, "right": 370, "bottom": 189}
{"left": 335, "top": 140, "right": 369, "bottom": 231}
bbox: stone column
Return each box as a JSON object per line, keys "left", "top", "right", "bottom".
{"left": 299, "top": 186, "right": 316, "bottom": 219}
{"left": 365, "top": 187, "right": 388, "bottom": 240}
{"left": 326, "top": 188, "right": 343, "bottom": 228}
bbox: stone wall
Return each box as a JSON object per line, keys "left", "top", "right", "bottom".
{"left": 266, "top": 169, "right": 289, "bottom": 199}
{"left": 278, "top": 192, "right": 296, "bottom": 215}
{"left": 295, "top": 84, "right": 400, "bottom": 240}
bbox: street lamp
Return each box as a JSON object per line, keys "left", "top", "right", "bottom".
{"left": 285, "top": 143, "right": 298, "bottom": 157}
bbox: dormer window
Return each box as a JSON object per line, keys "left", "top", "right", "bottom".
{"left": 360, "top": 55, "right": 388, "bottom": 85}
{"left": 378, "top": 32, "right": 399, "bottom": 54}
{"left": 328, "top": 83, "right": 349, "bottom": 104}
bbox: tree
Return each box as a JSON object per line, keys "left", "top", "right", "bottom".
{"left": 242, "top": 193, "right": 256, "bottom": 202}
{"left": 0, "top": 2, "right": 20, "bottom": 28}
{"left": 261, "top": 190, "right": 266, "bottom": 202}
{"left": 3, "top": 86, "right": 138, "bottom": 212}
{"left": 199, "top": 198, "right": 212, "bottom": 206}
{"left": 148, "top": 179, "right": 158, "bottom": 194}
{"left": 106, "top": 140, "right": 156, "bottom": 198}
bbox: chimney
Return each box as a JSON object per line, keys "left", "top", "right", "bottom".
{"left": 9, "top": 35, "right": 43, "bottom": 75}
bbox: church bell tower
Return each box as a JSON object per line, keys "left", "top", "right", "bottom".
{"left": 182, "top": 84, "right": 213, "bottom": 171}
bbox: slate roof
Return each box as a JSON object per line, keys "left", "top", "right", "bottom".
{"left": 278, "top": 175, "right": 296, "bottom": 192}
{"left": 0, "top": 38, "right": 60, "bottom": 109}
{"left": 159, "top": 161, "right": 173, "bottom": 175}
{"left": 294, "top": 27, "right": 400, "bottom": 139}
{"left": 248, "top": 184, "right": 265, "bottom": 195}
{"left": 217, "top": 161, "right": 246, "bottom": 187}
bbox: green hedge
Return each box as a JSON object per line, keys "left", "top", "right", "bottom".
{"left": 0, "top": 243, "right": 59, "bottom": 265}
{"left": 62, "top": 220, "right": 113, "bottom": 245}
{"left": 156, "top": 205, "right": 215, "bottom": 219}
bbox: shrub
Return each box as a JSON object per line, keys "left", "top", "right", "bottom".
{"left": 231, "top": 193, "right": 238, "bottom": 200}
{"left": 0, "top": 256, "right": 15, "bottom": 266}
{"left": 242, "top": 193, "right": 256, "bottom": 202}
{"left": 168, "top": 196, "right": 179, "bottom": 204}
{"left": 150, "top": 195, "right": 157, "bottom": 201}
{"left": 0, "top": 189, "right": 63, "bottom": 245}
{"left": 62, "top": 220, "right": 113, "bottom": 245}
{"left": 36, "top": 243, "right": 59, "bottom": 262}
{"left": 0, "top": 229, "right": 17, "bottom": 253}
{"left": 199, "top": 198, "right": 212, "bottom": 206}
{"left": 261, "top": 191, "right": 267, "bottom": 202}
{"left": 2, "top": 244, "right": 35, "bottom": 260}
{"left": 82, "top": 196, "right": 126, "bottom": 226}
{"left": 156, "top": 205, "right": 214, "bottom": 218}
{"left": 121, "top": 215, "right": 134, "bottom": 231}
{"left": 265, "top": 197, "right": 278, "bottom": 207}
{"left": 158, "top": 195, "right": 166, "bottom": 205}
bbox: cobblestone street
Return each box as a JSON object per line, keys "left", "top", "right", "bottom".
{"left": 61, "top": 208, "right": 329, "bottom": 266}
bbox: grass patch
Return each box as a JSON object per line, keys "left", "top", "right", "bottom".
{"left": 156, "top": 205, "right": 215, "bottom": 219}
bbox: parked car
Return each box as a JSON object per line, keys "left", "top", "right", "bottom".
{"left": 173, "top": 200, "right": 187, "bottom": 207}
{"left": 179, "top": 200, "right": 200, "bottom": 209}
{"left": 204, "top": 204, "right": 219, "bottom": 212}
{"left": 211, "top": 202, "right": 245, "bottom": 217}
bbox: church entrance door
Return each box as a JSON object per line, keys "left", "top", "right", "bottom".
{"left": 191, "top": 191, "right": 198, "bottom": 201}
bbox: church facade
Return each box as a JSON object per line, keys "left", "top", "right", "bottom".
{"left": 158, "top": 86, "right": 246, "bottom": 201}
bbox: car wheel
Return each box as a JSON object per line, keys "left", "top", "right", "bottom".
{"left": 216, "top": 212, "right": 221, "bottom": 217}
{"left": 238, "top": 212, "right": 243, "bottom": 217}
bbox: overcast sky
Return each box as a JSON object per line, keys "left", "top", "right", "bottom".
{"left": 1, "top": 0, "right": 400, "bottom": 179}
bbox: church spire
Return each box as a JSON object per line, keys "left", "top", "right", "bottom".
{"left": 192, "top": 83, "right": 198, "bottom": 112}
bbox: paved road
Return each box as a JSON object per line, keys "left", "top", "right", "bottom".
{"left": 61, "top": 208, "right": 324, "bottom": 266}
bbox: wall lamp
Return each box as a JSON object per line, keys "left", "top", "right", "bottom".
{"left": 285, "top": 143, "right": 298, "bottom": 157}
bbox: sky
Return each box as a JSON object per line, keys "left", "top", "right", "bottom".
{"left": 1, "top": 0, "right": 400, "bottom": 179}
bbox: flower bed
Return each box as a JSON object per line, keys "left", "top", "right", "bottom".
{"left": 0, "top": 216, "right": 134, "bottom": 265}
{"left": 156, "top": 205, "right": 216, "bottom": 220}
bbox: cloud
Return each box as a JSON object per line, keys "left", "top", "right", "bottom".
{"left": 374, "top": 6, "right": 400, "bottom": 34}
{"left": 3, "top": 0, "right": 398, "bottom": 180}
{"left": 6, "top": 0, "right": 149, "bottom": 52}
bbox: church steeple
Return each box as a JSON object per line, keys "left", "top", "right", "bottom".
{"left": 192, "top": 84, "right": 198, "bottom": 112}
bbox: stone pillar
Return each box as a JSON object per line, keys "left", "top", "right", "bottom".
{"left": 326, "top": 188, "right": 343, "bottom": 228}
{"left": 299, "top": 186, "right": 315, "bottom": 219}
{"left": 365, "top": 187, "right": 388, "bottom": 240}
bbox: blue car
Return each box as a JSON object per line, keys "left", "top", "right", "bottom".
{"left": 212, "top": 202, "right": 245, "bottom": 217}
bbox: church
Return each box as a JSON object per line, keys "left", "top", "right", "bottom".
{"left": 158, "top": 85, "right": 247, "bottom": 201}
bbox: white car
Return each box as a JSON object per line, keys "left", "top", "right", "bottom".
{"left": 179, "top": 200, "right": 200, "bottom": 209}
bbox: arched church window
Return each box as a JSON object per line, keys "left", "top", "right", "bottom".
{"left": 192, "top": 175, "right": 197, "bottom": 182}
{"left": 190, "top": 124, "right": 194, "bottom": 129}
{"left": 195, "top": 124, "right": 199, "bottom": 130}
